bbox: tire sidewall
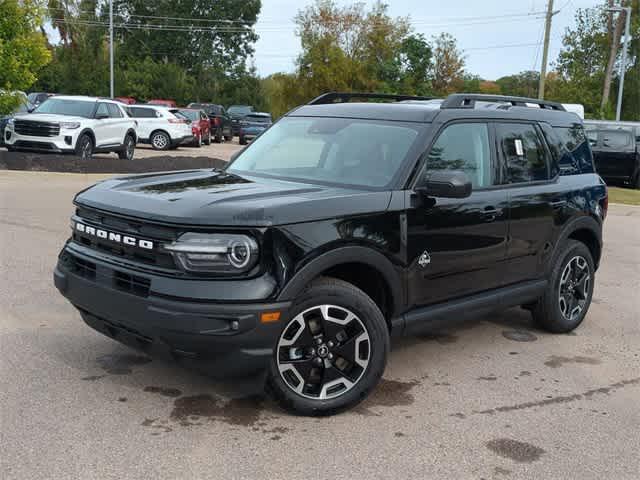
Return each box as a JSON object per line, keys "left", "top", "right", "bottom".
{"left": 151, "top": 131, "right": 169, "bottom": 150}
{"left": 267, "top": 279, "right": 389, "bottom": 415}
{"left": 76, "top": 134, "right": 93, "bottom": 160}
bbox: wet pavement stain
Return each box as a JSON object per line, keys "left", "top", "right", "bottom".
{"left": 420, "top": 332, "right": 458, "bottom": 345}
{"left": 478, "top": 375, "right": 498, "bottom": 381}
{"left": 518, "top": 371, "right": 531, "bottom": 377}
{"left": 502, "top": 330, "right": 538, "bottom": 342}
{"left": 143, "top": 386, "right": 182, "bottom": 398}
{"left": 96, "top": 354, "right": 151, "bottom": 375}
{"left": 474, "top": 377, "right": 640, "bottom": 415}
{"left": 450, "top": 413, "right": 466, "bottom": 419}
{"left": 81, "top": 375, "right": 106, "bottom": 381}
{"left": 494, "top": 466, "right": 513, "bottom": 475}
{"left": 118, "top": 397, "right": 127, "bottom": 402}
{"left": 544, "top": 355, "right": 601, "bottom": 368}
{"left": 354, "top": 378, "right": 420, "bottom": 415}
{"left": 394, "top": 432, "right": 406, "bottom": 437}
{"left": 170, "top": 394, "right": 266, "bottom": 427}
{"left": 486, "top": 438, "right": 545, "bottom": 463}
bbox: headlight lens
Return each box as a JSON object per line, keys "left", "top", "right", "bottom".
{"left": 59, "top": 121, "right": 80, "bottom": 129}
{"left": 164, "top": 233, "right": 259, "bottom": 274}
{"left": 7, "top": 118, "right": 15, "bottom": 127}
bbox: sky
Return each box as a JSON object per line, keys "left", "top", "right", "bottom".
{"left": 252, "top": 0, "right": 602, "bottom": 80}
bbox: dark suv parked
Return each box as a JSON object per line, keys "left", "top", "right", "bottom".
{"left": 584, "top": 121, "right": 640, "bottom": 188}
{"left": 187, "top": 103, "right": 233, "bottom": 142}
{"left": 54, "top": 93, "right": 607, "bottom": 415}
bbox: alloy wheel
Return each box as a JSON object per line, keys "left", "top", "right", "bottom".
{"left": 125, "top": 137, "right": 134, "bottom": 160}
{"left": 152, "top": 133, "right": 168, "bottom": 149}
{"left": 277, "top": 304, "right": 371, "bottom": 400}
{"left": 81, "top": 137, "right": 92, "bottom": 160}
{"left": 558, "top": 255, "right": 590, "bottom": 321}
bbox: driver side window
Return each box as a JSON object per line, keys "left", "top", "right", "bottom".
{"left": 427, "top": 123, "right": 495, "bottom": 188}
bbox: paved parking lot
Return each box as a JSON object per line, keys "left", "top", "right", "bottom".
{"left": 1, "top": 170, "right": 639, "bottom": 479}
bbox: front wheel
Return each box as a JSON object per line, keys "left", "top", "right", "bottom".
{"left": 530, "top": 240, "right": 595, "bottom": 333}
{"left": 75, "top": 134, "right": 94, "bottom": 161}
{"left": 267, "top": 277, "right": 389, "bottom": 416}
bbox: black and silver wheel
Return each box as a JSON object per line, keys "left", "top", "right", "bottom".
{"left": 204, "top": 129, "right": 211, "bottom": 146}
{"left": 267, "top": 277, "right": 388, "bottom": 416}
{"left": 214, "top": 128, "right": 223, "bottom": 143}
{"left": 150, "top": 131, "right": 170, "bottom": 150}
{"left": 531, "top": 240, "right": 595, "bottom": 333}
{"left": 118, "top": 134, "right": 135, "bottom": 160}
{"left": 75, "top": 134, "right": 93, "bottom": 161}
{"left": 195, "top": 133, "right": 202, "bottom": 148}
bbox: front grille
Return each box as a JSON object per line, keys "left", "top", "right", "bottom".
{"left": 70, "top": 256, "right": 96, "bottom": 280}
{"left": 74, "top": 207, "right": 178, "bottom": 270}
{"left": 114, "top": 271, "right": 151, "bottom": 297}
{"left": 14, "top": 119, "right": 60, "bottom": 137}
{"left": 14, "top": 140, "right": 57, "bottom": 151}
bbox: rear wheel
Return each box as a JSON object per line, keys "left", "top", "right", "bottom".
{"left": 118, "top": 134, "right": 135, "bottom": 160}
{"left": 214, "top": 128, "right": 223, "bottom": 143}
{"left": 239, "top": 135, "right": 247, "bottom": 145}
{"left": 204, "top": 130, "right": 211, "bottom": 146}
{"left": 195, "top": 133, "right": 202, "bottom": 148}
{"left": 75, "top": 134, "right": 94, "bottom": 161}
{"left": 530, "top": 240, "right": 595, "bottom": 333}
{"left": 150, "top": 131, "right": 170, "bottom": 150}
{"left": 267, "top": 277, "right": 389, "bottom": 416}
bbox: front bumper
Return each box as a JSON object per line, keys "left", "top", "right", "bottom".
{"left": 54, "top": 245, "right": 290, "bottom": 377}
{"left": 4, "top": 128, "right": 78, "bottom": 152}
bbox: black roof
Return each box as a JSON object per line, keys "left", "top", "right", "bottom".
{"left": 288, "top": 92, "right": 582, "bottom": 127}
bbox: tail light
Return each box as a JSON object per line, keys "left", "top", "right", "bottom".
{"left": 168, "top": 118, "right": 187, "bottom": 124}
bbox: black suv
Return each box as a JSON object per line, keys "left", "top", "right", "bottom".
{"left": 584, "top": 121, "right": 640, "bottom": 189}
{"left": 54, "top": 93, "right": 607, "bottom": 415}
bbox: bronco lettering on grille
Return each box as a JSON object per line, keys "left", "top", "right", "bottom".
{"left": 75, "top": 222, "right": 154, "bottom": 250}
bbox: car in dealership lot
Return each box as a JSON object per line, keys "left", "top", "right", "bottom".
{"left": 54, "top": 92, "right": 607, "bottom": 415}
{"left": 4, "top": 95, "right": 137, "bottom": 160}
{"left": 178, "top": 108, "right": 212, "bottom": 147}
{"left": 187, "top": 103, "right": 233, "bottom": 142}
{"left": 238, "top": 112, "right": 272, "bottom": 145}
{"left": 147, "top": 99, "right": 177, "bottom": 108}
{"left": 228, "top": 104, "right": 254, "bottom": 135}
{"left": 115, "top": 97, "right": 137, "bottom": 105}
{"left": 585, "top": 123, "right": 640, "bottom": 188}
{"left": 26, "top": 92, "right": 55, "bottom": 111}
{"left": 126, "top": 105, "right": 193, "bottom": 150}
{"left": 0, "top": 91, "right": 29, "bottom": 147}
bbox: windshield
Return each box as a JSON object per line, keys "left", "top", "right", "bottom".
{"left": 229, "top": 105, "right": 253, "bottom": 116}
{"left": 227, "top": 117, "right": 422, "bottom": 188}
{"left": 33, "top": 98, "right": 95, "bottom": 117}
{"left": 179, "top": 110, "right": 199, "bottom": 121}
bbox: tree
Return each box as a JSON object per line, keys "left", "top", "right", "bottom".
{"left": 0, "top": 0, "right": 51, "bottom": 114}
{"left": 496, "top": 71, "right": 540, "bottom": 98}
{"left": 601, "top": 0, "right": 626, "bottom": 111}
{"left": 431, "top": 33, "right": 465, "bottom": 95}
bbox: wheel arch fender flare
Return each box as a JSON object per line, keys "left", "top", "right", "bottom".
{"left": 276, "top": 246, "right": 403, "bottom": 316}
{"left": 551, "top": 214, "right": 602, "bottom": 270}
{"left": 125, "top": 128, "right": 137, "bottom": 143}
{"left": 76, "top": 128, "right": 95, "bottom": 147}
{"left": 149, "top": 129, "right": 170, "bottom": 140}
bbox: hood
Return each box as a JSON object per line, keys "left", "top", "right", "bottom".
{"left": 14, "top": 113, "right": 88, "bottom": 123}
{"left": 75, "top": 169, "right": 392, "bottom": 227}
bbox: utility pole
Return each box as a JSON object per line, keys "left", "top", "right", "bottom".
{"left": 109, "top": 0, "right": 114, "bottom": 98}
{"left": 538, "top": 0, "right": 558, "bottom": 100}
{"left": 610, "top": 6, "right": 632, "bottom": 121}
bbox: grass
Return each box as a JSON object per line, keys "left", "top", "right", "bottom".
{"left": 608, "top": 186, "right": 640, "bottom": 206}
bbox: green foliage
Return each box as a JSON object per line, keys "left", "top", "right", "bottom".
{"left": 431, "top": 33, "right": 465, "bottom": 95}
{"left": 0, "top": 0, "right": 51, "bottom": 114}
{"left": 496, "top": 71, "right": 540, "bottom": 98}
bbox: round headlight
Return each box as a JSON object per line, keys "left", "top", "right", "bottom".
{"left": 229, "top": 239, "right": 251, "bottom": 268}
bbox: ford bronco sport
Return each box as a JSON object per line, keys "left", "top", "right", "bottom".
{"left": 54, "top": 93, "right": 607, "bottom": 415}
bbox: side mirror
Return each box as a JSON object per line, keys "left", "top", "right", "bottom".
{"left": 415, "top": 170, "right": 472, "bottom": 199}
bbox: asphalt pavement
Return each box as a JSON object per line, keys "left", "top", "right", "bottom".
{"left": 1, "top": 170, "right": 639, "bottom": 480}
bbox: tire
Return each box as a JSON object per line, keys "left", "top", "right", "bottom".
{"left": 530, "top": 240, "right": 595, "bottom": 333}
{"left": 75, "top": 133, "right": 94, "bottom": 161}
{"left": 204, "top": 130, "right": 211, "bottom": 146}
{"left": 266, "top": 277, "right": 389, "bottom": 416}
{"left": 117, "top": 134, "right": 136, "bottom": 160}
{"left": 634, "top": 173, "right": 640, "bottom": 190}
{"left": 224, "top": 131, "right": 232, "bottom": 142}
{"left": 150, "top": 131, "right": 170, "bottom": 150}
{"left": 239, "top": 135, "right": 247, "bottom": 145}
{"left": 214, "top": 128, "right": 223, "bottom": 144}
{"left": 195, "top": 133, "right": 202, "bottom": 148}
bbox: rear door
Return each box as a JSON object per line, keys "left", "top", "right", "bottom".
{"left": 106, "top": 103, "right": 127, "bottom": 145}
{"left": 406, "top": 121, "right": 509, "bottom": 307}
{"left": 127, "top": 107, "right": 157, "bottom": 140}
{"left": 496, "top": 122, "right": 565, "bottom": 284}
{"left": 594, "top": 130, "right": 635, "bottom": 181}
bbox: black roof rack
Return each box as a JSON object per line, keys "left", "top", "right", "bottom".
{"left": 441, "top": 94, "right": 566, "bottom": 111}
{"left": 308, "top": 92, "right": 433, "bottom": 105}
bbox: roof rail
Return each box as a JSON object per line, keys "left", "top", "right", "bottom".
{"left": 308, "top": 91, "right": 433, "bottom": 105}
{"left": 440, "top": 93, "right": 566, "bottom": 111}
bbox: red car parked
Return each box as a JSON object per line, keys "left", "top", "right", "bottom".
{"left": 177, "top": 109, "right": 212, "bottom": 147}
{"left": 147, "top": 99, "right": 177, "bottom": 108}
{"left": 114, "top": 96, "right": 137, "bottom": 105}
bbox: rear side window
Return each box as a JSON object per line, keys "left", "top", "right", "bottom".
{"left": 496, "top": 123, "right": 549, "bottom": 183}
{"left": 427, "top": 122, "right": 495, "bottom": 188}
{"left": 128, "top": 107, "right": 158, "bottom": 118}
{"left": 553, "top": 125, "right": 594, "bottom": 174}
{"left": 602, "top": 131, "right": 632, "bottom": 149}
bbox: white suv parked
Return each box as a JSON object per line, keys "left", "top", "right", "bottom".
{"left": 4, "top": 96, "right": 137, "bottom": 161}
{"left": 126, "top": 105, "right": 193, "bottom": 150}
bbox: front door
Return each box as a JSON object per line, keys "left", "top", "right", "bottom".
{"left": 406, "top": 121, "right": 508, "bottom": 308}
{"left": 593, "top": 130, "right": 635, "bottom": 181}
